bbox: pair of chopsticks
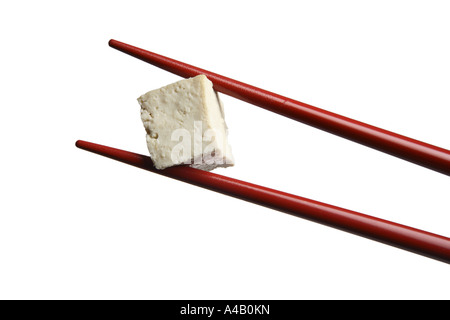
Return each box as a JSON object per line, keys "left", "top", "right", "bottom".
{"left": 76, "top": 39, "right": 450, "bottom": 264}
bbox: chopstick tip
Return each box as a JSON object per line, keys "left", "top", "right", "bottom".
{"left": 108, "top": 39, "right": 119, "bottom": 48}
{"left": 75, "top": 140, "right": 87, "bottom": 149}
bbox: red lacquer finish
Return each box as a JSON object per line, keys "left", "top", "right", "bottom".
{"left": 76, "top": 140, "right": 450, "bottom": 263}
{"left": 109, "top": 39, "right": 450, "bottom": 176}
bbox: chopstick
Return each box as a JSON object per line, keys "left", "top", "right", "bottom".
{"left": 108, "top": 39, "right": 450, "bottom": 176}
{"left": 75, "top": 140, "right": 450, "bottom": 263}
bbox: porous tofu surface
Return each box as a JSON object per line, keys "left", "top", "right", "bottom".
{"left": 138, "top": 75, "right": 234, "bottom": 170}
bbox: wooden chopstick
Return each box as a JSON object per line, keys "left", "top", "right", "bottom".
{"left": 76, "top": 140, "right": 450, "bottom": 263}
{"left": 108, "top": 39, "right": 450, "bottom": 176}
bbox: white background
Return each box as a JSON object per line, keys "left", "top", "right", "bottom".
{"left": 1, "top": 1, "right": 449, "bottom": 300}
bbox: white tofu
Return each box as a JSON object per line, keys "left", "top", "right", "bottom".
{"left": 137, "top": 75, "right": 234, "bottom": 171}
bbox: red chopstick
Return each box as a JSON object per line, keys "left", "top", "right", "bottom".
{"left": 76, "top": 140, "right": 450, "bottom": 263}
{"left": 108, "top": 39, "right": 450, "bottom": 176}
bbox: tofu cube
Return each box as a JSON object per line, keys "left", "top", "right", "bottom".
{"left": 137, "top": 75, "right": 234, "bottom": 171}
